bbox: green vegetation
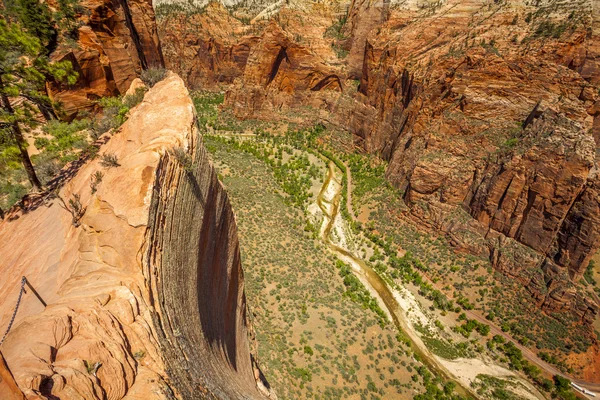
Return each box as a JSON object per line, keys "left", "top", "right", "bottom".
{"left": 140, "top": 67, "right": 167, "bottom": 88}
{"left": 534, "top": 20, "right": 567, "bottom": 39}
{"left": 552, "top": 375, "right": 576, "bottom": 400}
{"left": 324, "top": 14, "right": 347, "bottom": 40}
{"left": 204, "top": 134, "right": 418, "bottom": 397}
{"left": 584, "top": 260, "right": 596, "bottom": 285}
{"left": 472, "top": 374, "right": 522, "bottom": 400}
{"left": 336, "top": 260, "right": 387, "bottom": 327}
{"left": 100, "top": 152, "right": 119, "bottom": 169}
{"left": 123, "top": 87, "right": 148, "bottom": 108}
{"left": 453, "top": 318, "right": 490, "bottom": 338}
{"left": 198, "top": 91, "right": 468, "bottom": 399}
{"left": 420, "top": 336, "right": 467, "bottom": 360}
{"left": 0, "top": 16, "right": 77, "bottom": 191}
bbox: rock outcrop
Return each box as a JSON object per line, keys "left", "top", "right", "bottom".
{"left": 158, "top": 2, "right": 257, "bottom": 88}
{"left": 48, "top": 0, "right": 164, "bottom": 119}
{"left": 225, "top": 20, "right": 343, "bottom": 119}
{"left": 0, "top": 74, "right": 265, "bottom": 399}
{"left": 158, "top": 2, "right": 345, "bottom": 116}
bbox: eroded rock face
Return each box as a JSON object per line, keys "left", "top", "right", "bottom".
{"left": 0, "top": 74, "right": 264, "bottom": 399}
{"left": 337, "top": 0, "right": 600, "bottom": 321}
{"left": 158, "top": 2, "right": 345, "bottom": 118}
{"left": 48, "top": 0, "right": 164, "bottom": 118}
{"left": 225, "top": 20, "right": 344, "bottom": 120}
{"left": 158, "top": 2, "right": 257, "bottom": 88}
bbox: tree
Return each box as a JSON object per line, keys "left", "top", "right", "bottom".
{"left": 0, "top": 18, "right": 77, "bottom": 191}
{"left": 3, "top": 0, "right": 56, "bottom": 48}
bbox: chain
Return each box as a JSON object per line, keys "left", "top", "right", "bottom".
{"left": 0, "top": 277, "right": 27, "bottom": 347}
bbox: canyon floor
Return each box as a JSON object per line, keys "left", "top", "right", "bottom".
{"left": 197, "top": 91, "right": 599, "bottom": 399}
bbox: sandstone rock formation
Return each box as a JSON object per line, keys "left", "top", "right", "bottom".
{"left": 158, "top": 2, "right": 257, "bottom": 88}
{"left": 0, "top": 74, "right": 265, "bottom": 399}
{"left": 337, "top": 0, "right": 600, "bottom": 322}
{"left": 225, "top": 20, "right": 343, "bottom": 119}
{"left": 48, "top": 0, "right": 164, "bottom": 119}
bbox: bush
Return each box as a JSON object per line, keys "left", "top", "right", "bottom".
{"left": 92, "top": 96, "right": 129, "bottom": 137}
{"left": 170, "top": 147, "right": 193, "bottom": 172}
{"left": 140, "top": 67, "right": 167, "bottom": 87}
{"left": 100, "top": 153, "right": 120, "bottom": 168}
{"left": 90, "top": 171, "right": 104, "bottom": 194}
{"left": 123, "top": 87, "right": 147, "bottom": 108}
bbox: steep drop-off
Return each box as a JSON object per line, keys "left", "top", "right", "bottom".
{"left": 143, "top": 114, "right": 267, "bottom": 399}
{"left": 0, "top": 74, "right": 265, "bottom": 399}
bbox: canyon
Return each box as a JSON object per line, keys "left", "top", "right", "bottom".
{"left": 158, "top": 0, "right": 600, "bottom": 325}
{"left": 1, "top": 0, "right": 600, "bottom": 398}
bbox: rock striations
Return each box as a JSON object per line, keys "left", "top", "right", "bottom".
{"left": 0, "top": 74, "right": 266, "bottom": 399}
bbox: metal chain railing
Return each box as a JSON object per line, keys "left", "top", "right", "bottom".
{"left": 0, "top": 277, "right": 27, "bottom": 347}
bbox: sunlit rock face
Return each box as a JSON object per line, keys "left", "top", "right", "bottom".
{"left": 0, "top": 74, "right": 266, "bottom": 399}
{"left": 48, "top": 0, "right": 164, "bottom": 119}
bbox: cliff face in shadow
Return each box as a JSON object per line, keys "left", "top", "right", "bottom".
{"left": 144, "top": 131, "right": 266, "bottom": 399}
{"left": 0, "top": 73, "right": 266, "bottom": 399}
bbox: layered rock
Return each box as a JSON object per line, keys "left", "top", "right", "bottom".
{"left": 158, "top": 1, "right": 346, "bottom": 112}
{"left": 0, "top": 74, "right": 265, "bottom": 399}
{"left": 224, "top": 20, "right": 344, "bottom": 120}
{"left": 335, "top": 0, "right": 600, "bottom": 321}
{"left": 158, "top": 2, "right": 258, "bottom": 88}
{"left": 48, "top": 0, "right": 164, "bottom": 118}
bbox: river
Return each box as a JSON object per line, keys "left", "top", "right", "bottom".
{"left": 313, "top": 160, "right": 545, "bottom": 400}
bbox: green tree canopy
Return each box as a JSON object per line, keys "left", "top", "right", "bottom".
{"left": 0, "top": 17, "right": 77, "bottom": 190}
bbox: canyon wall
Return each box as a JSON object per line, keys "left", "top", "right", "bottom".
{"left": 158, "top": 0, "right": 600, "bottom": 322}
{"left": 48, "top": 0, "right": 164, "bottom": 118}
{"left": 0, "top": 74, "right": 265, "bottom": 399}
{"left": 143, "top": 131, "right": 266, "bottom": 400}
{"left": 339, "top": 0, "right": 600, "bottom": 322}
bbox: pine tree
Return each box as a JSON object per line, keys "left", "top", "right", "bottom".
{"left": 4, "top": 0, "right": 56, "bottom": 48}
{"left": 0, "top": 18, "right": 77, "bottom": 191}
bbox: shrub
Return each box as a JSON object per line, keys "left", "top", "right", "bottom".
{"left": 170, "top": 147, "right": 194, "bottom": 172}
{"left": 100, "top": 153, "right": 120, "bottom": 168}
{"left": 123, "top": 87, "right": 147, "bottom": 108}
{"left": 140, "top": 67, "right": 167, "bottom": 87}
{"left": 59, "top": 193, "right": 86, "bottom": 227}
{"left": 92, "top": 96, "right": 129, "bottom": 137}
{"left": 90, "top": 171, "right": 104, "bottom": 194}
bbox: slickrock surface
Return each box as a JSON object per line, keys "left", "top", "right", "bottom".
{"left": 0, "top": 74, "right": 264, "bottom": 399}
{"left": 48, "top": 0, "right": 164, "bottom": 118}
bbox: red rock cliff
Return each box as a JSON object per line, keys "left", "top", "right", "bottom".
{"left": 166, "top": 0, "right": 600, "bottom": 322}
{"left": 48, "top": 0, "right": 164, "bottom": 118}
